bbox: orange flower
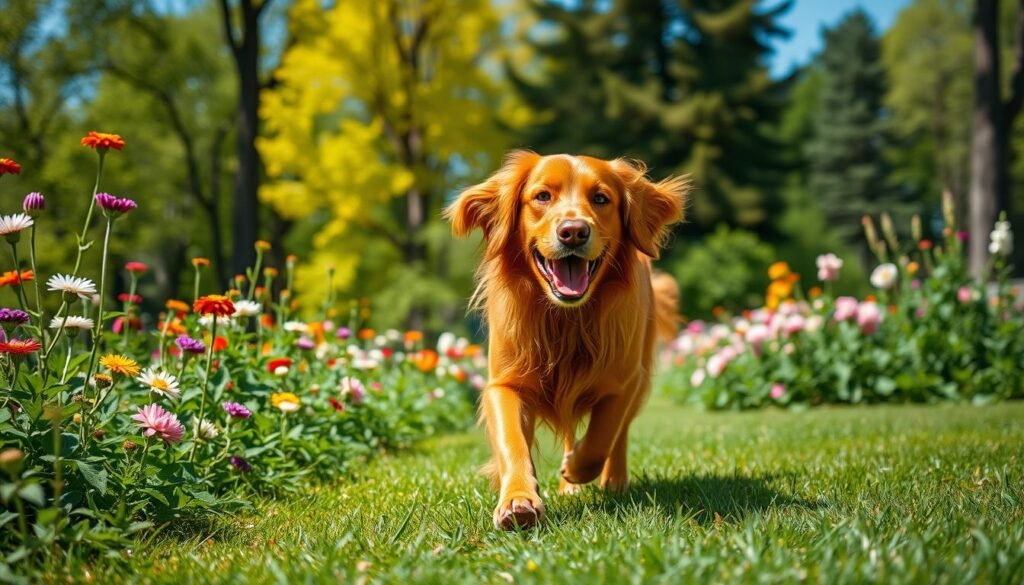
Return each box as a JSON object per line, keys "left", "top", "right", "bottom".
{"left": 165, "top": 299, "right": 191, "bottom": 314}
{"left": 768, "top": 261, "right": 791, "bottom": 280}
{"left": 286, "top": 254, "right": 298, "bottom": 264}
{"left": 711, "top": 306, "right": 725, "bottom": 318}
{"left": 255, "top": 240, "right": 272, "bottom": 251}
{"left": 80, "top": 131, "right": 125, "bottom": 151}
{"left": 415, "top": 349, "right": 439, "bottom": 372}
{"left": 808, "top": 286, "right": 823, "bottom": 299}
{"left": 767, "top": 279, "right": 793, "bottom": 300}
{"left": 193, "top": 294, "right": 235, "bottom": 317}
{"left": 0, "top": 158, "right": 21, "bottom": 175}
{"left": 0, "top": 270, "right": 33, "bottom": 287}
{"left": 358, "top": 328, "right": 375, "bottom": 341}
{"left": 192, "top": 257, "right": 210, "bottom": 269}
{"left": 907, "top": 261, "right": 919, "bottom": 275}
{"left": 158, "top": 319, "right": 188, "bottom": 336}
{"left": 263, "top": 267, "right": 278, "bottom": 278}
{"left": 404, "top": 330, "right": 424, "bottom": 343}
{"left": 464, "top": 344, "right": 482, "bottom": 357}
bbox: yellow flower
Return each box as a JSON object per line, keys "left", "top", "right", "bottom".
{"left": 255, "top": 240, "right": 272, "bottom": 251}
{"left": 907, "top": 261, "right": 919, "bottom": 275}
{"left": 100, "top": 354, "right": 140, "bottom": 377}
{"left": 271, "top": 392, "right": 301, "bottom": 413}
{"left": 768, "top": 261, "right": 791, "bottom": 280}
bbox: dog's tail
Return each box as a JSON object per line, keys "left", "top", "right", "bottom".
{"left": 651, "top": 271, "right": 682, "bottom": 343}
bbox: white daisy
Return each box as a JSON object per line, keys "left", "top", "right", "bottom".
{"left": 194, "top": 418, "right": 219, "bottom": 440}
{"left": 46, "top": 274, "right": 97, "bottom": 299}
{"left": 199, "top": 314, "right": 235, "bottom": 328}
{"left": 49, "top": 315, "right": 95, "bottom": 331}
{"left": 283, "top": 320, "right": 307, "bottom": 333}
{"left": 137, "top": 367, "right": 181, "bottom": 400}
{"left": 0, "top": 213, "right": 34, "bottom": 238}
{"left": 233, "top": 300, "right": 262, "bottom": 317}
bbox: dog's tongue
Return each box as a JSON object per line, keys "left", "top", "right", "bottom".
{"left": 549, "top": 256, "right": 589, "bottom": 297}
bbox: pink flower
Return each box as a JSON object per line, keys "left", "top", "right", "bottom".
{"left": 957, "top": 286, "right": 972, "bottom": 304}
{"left": 833, "top": 296, "right": 859, "bottom": 322}
{"left": 686, "top": 320, "right": 705, "bottom": 335}
{"left": 744, "top": 323, "right": 770, "bottom": 355}
{"left": 706, "top": 352, "right": 729, "bottom": 378}
{"left": 131, "top": 404, "right": 184, "bottom": 444}
{"left": 690, "top": 368, "right": 706, "bottom": 387}
{"left": 782, "top": 314, "right": 805, "bottom": 337}
{"left": 816, "top": 253, "right": 843, "bottom": 282}
{"left": 770, "top": 383, "right": 786, "bottom": 400}
{"left": 915, "top": 307, "right": 926, "bottom": 318}
{"left": 340, "top": 376, "right": 365, "bottom": 404}
{"left": 857, "top": 301, "right": 883, "bottom": 335}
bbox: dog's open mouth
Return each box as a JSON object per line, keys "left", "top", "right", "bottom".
{"left": 533, "top": 248, "right": 602, "bottom": 302}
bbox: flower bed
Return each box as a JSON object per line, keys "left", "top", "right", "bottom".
{"left": 659, "top": 199, "right": 1024, "bottom": 409}
{"left": 0, "top": 137, "right": 482, "bottom": 565}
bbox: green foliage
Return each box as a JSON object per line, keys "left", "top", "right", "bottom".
{"left": 672, "top": 225, "right": 775, "bottom": 317}
{"left": 806, "top": 10, "right": 908, "bottom": 244}
{"left": 511, "top": 0, "right": 792, "bottom": 233}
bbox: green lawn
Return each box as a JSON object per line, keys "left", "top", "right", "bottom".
{"left": 86, "top": 397, "right": 1023, "bottom": 584}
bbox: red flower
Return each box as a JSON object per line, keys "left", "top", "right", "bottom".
{"left": 118, "top": 293, "right": 143, "bottom": 304}
{"left": 81, "top": 131, "right": 125, "bottom": 151}
{"left": 381, "top": 348, "right": 394, "bottom": 359}
{"left": 125, "top": 261, "right": 148, "bottom": 274}
{"left": 0, "top": 158, "right": 21, "bottom": 175}
{"left": 0, "top": 338, "right": 42, "bottom": 355}
{"left": 328, "top": 398, "right": 345, "bottom": 412}
{"left": 194, "top": 294, "right": 235, "bottom": 317}
{"left": 267, "top": 357, "right": 293, "bottom": 374}
{"left": 112, "top": 317, "right": 142, "bottom": 334}
{"left": 213, "top": 336, "right": 229, "bottom": 352}
{"left": 918, "top": 240, "right": 933, "bottom": 251}
{"left": 0, "top": 270, "right": 34, "bottom": 287}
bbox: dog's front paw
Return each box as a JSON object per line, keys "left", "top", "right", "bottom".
{"left": 558, "top": 477, "right": 585, "bottom": 496}
{"left": 560, "top": 446, "right": 605, "bottom": 486}
{"left": 493, "top": 492, "right": 544, "bottom": 531}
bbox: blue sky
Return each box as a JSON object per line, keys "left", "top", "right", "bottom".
{"left": 770, "top": 0, "right": 912, "bottom": 77}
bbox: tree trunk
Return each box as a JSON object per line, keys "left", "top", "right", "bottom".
{"left": 969, "top": 0, "right": 1007, "bottom": 277}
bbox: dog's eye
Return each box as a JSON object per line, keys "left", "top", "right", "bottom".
{"left": 535, "top": 191, "right": 552, "bottom": 203}
{"left": 593, "top": 192, "right": 610, "bottom": 205}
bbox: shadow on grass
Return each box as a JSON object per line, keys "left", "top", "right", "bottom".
{"left": 549, "top": 472, "right": 827, "bottom": 526}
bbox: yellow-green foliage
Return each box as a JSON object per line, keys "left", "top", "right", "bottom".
{"left": 259, "top": 0, "right": 529, "bottom": 320}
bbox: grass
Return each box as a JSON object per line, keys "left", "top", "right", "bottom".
{"left": 80, "top": 396, "right": 1023, "bottom": 584}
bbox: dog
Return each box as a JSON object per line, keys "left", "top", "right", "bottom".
{"left": 446, "top": 151, "right": 687, "bottom": 530}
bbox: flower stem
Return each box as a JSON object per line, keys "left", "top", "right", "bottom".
{"left": 28, "top": 225, "right": 42, "bottom": 325}
{"left": 189, "top": 317, "right": 216, "bottom": 462}
{"left": 71, "top": 152, "right": 105, "bottom": 277}
{"left": 7, "top": 243, "right": 30, "bottom": 314}
{"left": 81, "top": 219, "right": 112, "bottom": 445}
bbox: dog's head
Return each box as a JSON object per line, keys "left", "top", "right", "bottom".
{"left": 447, "top": 151, "right": 687, "bottom": 307}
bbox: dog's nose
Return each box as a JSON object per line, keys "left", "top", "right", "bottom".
{"left": 557, "top": 220, "right": 591, "bottom": 248}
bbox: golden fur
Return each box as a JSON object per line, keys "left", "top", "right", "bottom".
{"left": 446, "top": 151, "right": 687, "bottom": 530}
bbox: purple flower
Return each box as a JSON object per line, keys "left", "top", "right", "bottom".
{"left": 956, "top": 230, "right": 969, "bottom": 242}
{"left": 336, "top": 327, "right": 351, "bottom": 340}
{"left": 95, "top": 192, "right": 137, "bottom": 217}
{"left": 0, "top": 308, "right": 30, "bottom": 325}
{"left": 297, "top": 336, "right": 315, "bottom": 350}
{"left": 230, "top": 455, "right": 251, "bottom": 473}
{"left": 22, "top": 192, "right": 44, "bottom": 216}
{"left": 222, "top": 402, "right": 252, "bottom": 419}
{"left": 175, "top": 334, "right": 206, "bottom": 354}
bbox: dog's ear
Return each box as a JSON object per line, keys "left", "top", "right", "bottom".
{"left": 446, "top": 150, "right": 539, "bottom": 256}
{"left": 613, "top": 159, "right": 688, "bottom": 258}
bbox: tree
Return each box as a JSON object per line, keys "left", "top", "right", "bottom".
{"left": 217, "top": 0, "right": 275, "bottom": 275}
{"left": 259, "top": 0, "right": 517, "bottom": 329}
{"left": 806, "top": 10, "right": 902, "bottom": 244}
{"left": 510, "top": 0, "right": 792, "bottom": 238}
{"left": 883, "top": 0, "right": 973, "bottom": 215}
{"left": 969, "top": 0, "right": 1024, "bottom": 276}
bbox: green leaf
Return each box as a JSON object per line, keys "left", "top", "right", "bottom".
{"left": 18, "top": 483, "right": 45, "bottom": 507}
{"left": 75, "top": 460, "right": 108, "bottom": 496}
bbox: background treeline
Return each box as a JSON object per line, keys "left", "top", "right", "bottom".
{"left": 1, "top": 0, "right": 1021, "bottom": 331}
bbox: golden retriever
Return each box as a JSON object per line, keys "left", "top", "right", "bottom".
{"left": 446, "top": 151, "right": 687, "bottom": 530}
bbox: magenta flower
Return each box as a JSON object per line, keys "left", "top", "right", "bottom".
{"left": 22, "top": 192, "right": 44, "bottom": 216}
{"left": 230, "top": 455, "right": 252, "bottom": 472}
{"left": 95, "top": 192, "right": 137, "bottom": 217}
{"left": 297, "top": 336, "right": 315, "bottom": 350}
{"left": 131, "top": 404, "right": 184, "bottom": 444}
{"left": 335, "top": 326, "right": 351, "bottom": 340}
{"left": 0, "top": 308, "right": 30, "bottom": 326}
{"left": 175, "top": 334, "right": 206, "bottom": 354}
{"left": 770, "top": 383, "right": 786, "bottom": 400}
{"left": 222, "top": 401, "right": 252, "bottom": 419}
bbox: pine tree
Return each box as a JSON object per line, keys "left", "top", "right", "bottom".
{"left": 510, "top": 0, "right": 792, "bottom": 238}
{"left": 806, "top": 9, "right": 899, "bottom": 243}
